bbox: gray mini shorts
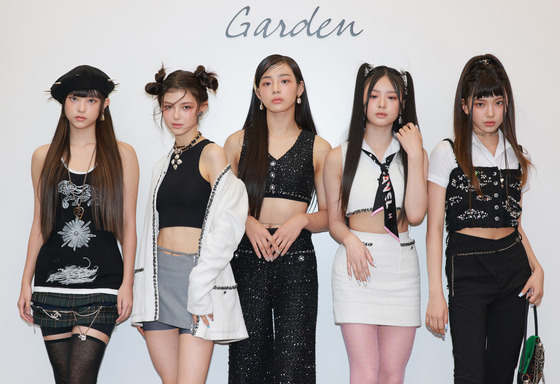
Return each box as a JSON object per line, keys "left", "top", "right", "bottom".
{"left": 145, "top": 247, "right": 198, "bottom": 332}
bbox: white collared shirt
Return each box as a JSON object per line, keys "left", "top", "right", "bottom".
{"left": 362, "top": 135, "right": 401, "bottom": 163}
{"left": 428, "top": 130, "right": 531, "bottom": 192}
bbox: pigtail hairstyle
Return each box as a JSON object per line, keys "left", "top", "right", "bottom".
{"left": 453, "top": 54, "right": 530, "bottom": 196}
{"left": 145, "top": 64, "right": 218, "bottom": 125}
{"left": 39, "top": 89, "right": 124, "bottom": 241}
{"left": 340, "top": 64, "right": 418, "bottom": 225}
{"left": 238, "top": 54, "right": 317, "bottom": 219}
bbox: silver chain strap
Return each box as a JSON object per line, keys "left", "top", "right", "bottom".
{"left": 451, "top": 235, "right": 521, "bottom": 296}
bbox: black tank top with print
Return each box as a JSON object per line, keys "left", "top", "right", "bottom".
{"left": 34, "top": 166, "right": 123, "bottom": 294}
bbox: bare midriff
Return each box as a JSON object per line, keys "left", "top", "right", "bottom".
{"left": 456, "top": 226, "right": 515, "bottom": 240}
{"left": 157, "top": 227, "right": 202, "bottom": 255}
{"left": 258, "top": 197, "right": 309, "bottom": 228}
{"left": 348, "top": 209, "right": 410, "bottom": 234}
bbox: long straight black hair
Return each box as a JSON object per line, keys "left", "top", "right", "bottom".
{"left": 238, "top": 54, "right": 317, "bottom": 219}
{"left": 340, "top": 64, "right": 418, "bottom": 224}
{"left": 453, "top": 54, "right": 530, "bottom": 195}
{"left": 40, "top": 89, "right": 124, "bottom": 241}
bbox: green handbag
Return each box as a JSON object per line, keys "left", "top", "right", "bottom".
{"left": 517, "top": 301, "right": 545, "bottom": 384}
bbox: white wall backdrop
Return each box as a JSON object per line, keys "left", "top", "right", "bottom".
{"left": 1, "top": 0, "right": 558, "bottom": 382}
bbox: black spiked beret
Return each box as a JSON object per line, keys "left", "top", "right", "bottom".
{"left": 50, "top": 65, "right": 115, "bottom": 103}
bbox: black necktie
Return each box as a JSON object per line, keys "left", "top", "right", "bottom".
{"left": 361, "top": 149, "right": 399, "bottom": 241}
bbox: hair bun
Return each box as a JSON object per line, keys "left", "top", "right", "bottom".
{"left": 145, "top": 82, "right": 162, "bottom": 95}
{"left": 194, "top": 65, "right": 219, "bottom": 92}
{"left": 145, "top": 66, "right": 166, "bottom": 95}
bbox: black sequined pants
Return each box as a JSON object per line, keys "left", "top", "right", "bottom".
{"left": 229, "top": 229, "right": 318, "bottom": 384}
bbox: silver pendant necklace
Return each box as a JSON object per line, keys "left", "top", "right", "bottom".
{"left": 67, "top": 147, "right": 96, "bottom": 220}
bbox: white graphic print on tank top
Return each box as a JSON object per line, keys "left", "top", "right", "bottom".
{"left": 52, "top": 178, "right": 98, "bottom": 284}
{"left": 46, "top": 257, "right": 99, "bottom": 285}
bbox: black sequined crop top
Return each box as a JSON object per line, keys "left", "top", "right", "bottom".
{"left": 241, "top": 129, "right": 316, "bottom": 204}
{"left": 444, "top": 140, "right": 522, "bottom": 232}
{"left": 157, "top": 140, "right": 212, "bottom": 229}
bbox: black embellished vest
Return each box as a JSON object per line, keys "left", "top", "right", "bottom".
{"left": 240, "top": 129, "right": 316, "bottom": 204}
{"left": 444, "top": 140, "right": 523, "bottom": 232}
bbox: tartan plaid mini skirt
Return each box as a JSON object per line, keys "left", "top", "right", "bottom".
{"left": 31, "top": 292, "right": 118, "bottom": 328}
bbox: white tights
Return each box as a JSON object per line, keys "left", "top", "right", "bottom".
{"left": 340, "top": 324, "right": 416, "bottom": 384}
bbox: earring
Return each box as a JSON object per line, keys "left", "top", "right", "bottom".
{"left": 100, "top": 112, "right": 105, "bottom": 121}
{"left": 198, "top": 111, "right": 203, "bottom": 118}
{"left": 259, "top": 102, "right": 264, "bottom": 111}
{"left": 398, "top": 114, "right": 402, "bottom": 125}
{"left": 297, "top": 97, "right": 301, "bottom": 104}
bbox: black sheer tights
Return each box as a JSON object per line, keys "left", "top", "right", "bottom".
{"left": 44, "top": 334, "right": 108, "bottom": 384}
{"left": 44, "top": 337, "right": 70, "bottom": 384}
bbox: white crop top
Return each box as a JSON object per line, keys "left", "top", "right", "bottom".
{"left": 342, "top": 137, "right": 405, "bottom": 217}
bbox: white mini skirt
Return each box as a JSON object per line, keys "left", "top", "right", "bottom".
{"left": 332, "top": 230, "right": 420, "bottom": 327}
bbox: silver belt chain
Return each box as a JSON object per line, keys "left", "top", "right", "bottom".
{"left": 451, "top": 235, "right": 521, "bottom": 297}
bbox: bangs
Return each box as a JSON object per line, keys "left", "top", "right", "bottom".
{"left": 68, "top": 89, "right": 103, "bottom": 98}
{"left": 472, "top": 74, "right": 504, "bottom": 99}
{"left": 386, "top": 74, "right": 403, "bottom": 97}
{"left": 366, "top": 67, "right": 402, "bottom": 97}
{"left": 162, "top": 89, "right": 189, "bottom": 106}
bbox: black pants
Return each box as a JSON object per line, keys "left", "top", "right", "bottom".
{"left": 445, "top": 230, "right": 531, "bottom": 384}
{"left": 229, "top": 229, "right": 318, "bottom": 384}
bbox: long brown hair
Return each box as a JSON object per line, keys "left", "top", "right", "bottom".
{"left": 340, "top": 64, "right": 418, "bottom": 224}
{"left": 39, "top": 89, "right": 124, "bottom": 241}
{"left": 238, "top": 54, "right": 317, "bottom": 219}
{"left": 453, "top": 54, "right": 530, "bottom": 195}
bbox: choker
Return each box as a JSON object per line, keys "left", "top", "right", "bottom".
{"left": 473, "top": 129, "right": 499, "bottom": 138}
{"left": 172, "top": 132, "right": 201, "bottom": 170}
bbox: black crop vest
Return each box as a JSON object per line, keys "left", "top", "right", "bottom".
{"left": 240, "top": 129, "right": 315, "bottom": 204}
{"left": 444, "top": 139, "right": 523, "bottom": 232}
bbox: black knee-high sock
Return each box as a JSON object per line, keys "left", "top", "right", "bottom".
{"left": 44, "top": 338, "right": 71, "bottom": 384}
{"left": 67, "top": 334, "right": 108, "bottom": 384}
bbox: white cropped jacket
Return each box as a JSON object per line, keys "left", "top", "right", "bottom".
{"left": 132, "top": 150, "right": 248, "bottom": 343}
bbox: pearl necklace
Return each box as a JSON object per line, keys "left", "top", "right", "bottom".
{"left": 171, "top": 132, "right": 201, "bottom": 170}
